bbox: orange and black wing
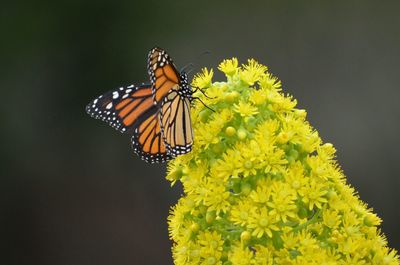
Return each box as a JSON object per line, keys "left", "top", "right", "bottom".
{"left": 86, "top": 84, "right": 170, "bottom": 162}
{"left": 131, "top": 108, "right": 171, "bottom": 163}
{"left": 148, "top": 47, "right": 182, "bottom": 103}
{"left": 86, "top": 84, "right": 155, "bottom": 133}
{"left": 160, "top": 90, "right": 193, "bottom": 156}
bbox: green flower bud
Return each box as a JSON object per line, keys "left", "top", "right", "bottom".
{"left": 237, "top": 128, "right": 247, "bottom": 140}
{"left": 206, "top": 211, "right": 216, "bottom": 224}
{"left": 240, "top": 231, "right": 251, "bottom": 242}
{"left": 225, "top": 126, "right": 236, "bottom": 136}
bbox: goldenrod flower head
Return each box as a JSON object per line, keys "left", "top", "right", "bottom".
{"left": 167, "top": 59, "right": 399, "bottom": 265}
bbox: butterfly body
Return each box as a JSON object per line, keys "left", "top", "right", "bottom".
{"left": 86, "top": 47, "right": 193, "bottom": 163}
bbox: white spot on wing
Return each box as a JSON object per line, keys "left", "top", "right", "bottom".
{"left": 106, "top": 102, "right": 113, "bottom": 109}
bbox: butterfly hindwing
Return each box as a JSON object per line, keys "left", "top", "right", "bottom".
{"left": 131, "top": 109, "right": 171, "bottom": 163}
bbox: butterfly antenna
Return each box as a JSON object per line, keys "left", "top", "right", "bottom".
{"left": 186, "top": 67, "right": 195, "bottom": 76}
{"left": 196, "top": 50, "right": 211, "bottom": 60}
{"left": 180, "top": 50, "right": 211, "bottom": 74}
{"left": 180, "top": 62, "right": 194, "bottom": 73}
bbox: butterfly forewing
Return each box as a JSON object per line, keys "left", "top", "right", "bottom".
{"left": 86, "top": 84, "right": 155, "bottom": 133}
{"left": 148, "top": 47, "right": 182, "bottom": 103}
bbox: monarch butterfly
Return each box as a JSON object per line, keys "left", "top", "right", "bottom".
{"left": 86, "top": 47, "right": 193, "bottom": 163}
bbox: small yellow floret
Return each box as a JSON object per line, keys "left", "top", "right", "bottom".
{"left": 234, "top": 101, "right": 259, "bottom": 117}
{"left": 218, "top": 57, "right": 239, "bottom": 76}
{"left": 192, "top": 68, "right": 214, "bottom": 89}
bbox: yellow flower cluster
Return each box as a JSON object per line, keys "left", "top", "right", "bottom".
{"left": 167, "top": 59, "right": 399, "bottom": 265}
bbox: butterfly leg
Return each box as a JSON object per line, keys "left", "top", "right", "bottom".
{"left": 192, "top": 86, "right": 215, "bottom": 99}
{"left": 192, "top": 96, "right": 215, "bottom": 112}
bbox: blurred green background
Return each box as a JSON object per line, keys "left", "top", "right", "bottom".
{"left": 2, "top": 1, "right": 399, "bottom": 264}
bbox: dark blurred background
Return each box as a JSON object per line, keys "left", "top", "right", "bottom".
{"left": 1, "top": 1, "right": 399, "bottom": 264}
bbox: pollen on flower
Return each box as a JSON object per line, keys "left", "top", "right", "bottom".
{"left": 167, "top": 58, "right": 399, "bottom": 265}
